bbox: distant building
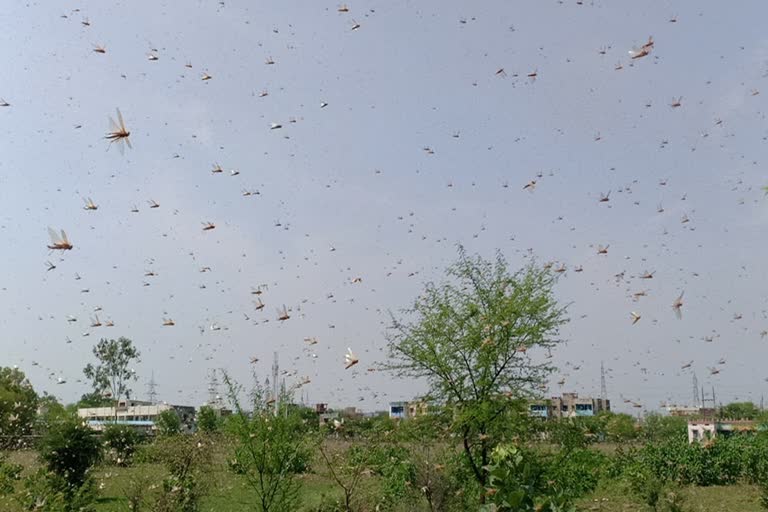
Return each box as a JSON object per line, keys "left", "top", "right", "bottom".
{"left": 528, "top": 393, "right": 610, "bottom": 419}
{"left": 389, "top": 400, "right": 429, "bottom": 420}
{"left": 78, "top": 399, "right": 196, "bottom": 434}
{"left": 688, "top": 419, "right": 762, "bottom": 443}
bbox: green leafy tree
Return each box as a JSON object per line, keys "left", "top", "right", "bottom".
{"left": 224, "top": 373, "right": 311, "bottom": 512}
{"left": 386, "top": 248, "right": 567, "bottom": 500}
{"left": 82, "top": 337, "right": 140, "bottom": 420}
{"left": 0, "top": 367, "right": 39, "bottom": 449}
{"left": 196, "top": 406, "right": 220, "bottom": 433}
{"left": 76, "top": 391, "right": 113, "bottom": 408}
{"left": 719, "top": 401, "right": 759, "bottom": 420}
{"left": 156, "top": 409, "right": 182, "bottom": 436}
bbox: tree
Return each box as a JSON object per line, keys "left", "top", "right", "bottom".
{"left": 156, "top": 409, "right": 182, "bottom": 436}
{"left": 196, "top": 406, "right": 220, "bottom": 433}
{"left": 223, "top": 373, "right": 311, "bottom": 512}
{"left": 719, "top": 401, "right": 759, "bottom": 420}
{"left": 386, "top": 248, "right": 567, "bottom": 500}
{"left": 103, "top": 424, "right": 144, "bottom": 465}
{"left": 82, "top": 337, "right": 140, "bottom": 420}
{"left": 76, "top": 391, "right": 114, "bottom": 408}
{"left": 0, "top": 367, "right": 39, "bottom": 449}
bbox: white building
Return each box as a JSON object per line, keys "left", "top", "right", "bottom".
{"left": 77, "top": 399, "right": 196, "bottom": 434}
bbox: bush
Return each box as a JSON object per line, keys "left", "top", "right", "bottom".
{"left": 0, "top": 453, "right": 22, "bottom": 496}
{"left": 151, "top": 434, "right": 215, "bottom": 512}
{"left": 39, "top": 417, "right": 101, "bottom": 490}
{"left": 481, "top": 444, "right": 575, "bottom": 512}
{"left": 103, "top": 424, "right": 145, "bottom": 465}
{"left": 196, "top": 406, "right": 220, "bottom": 433}
{"left": 156, "top": 409, "right": 182, "bottom": 436}
{"left": 20, "top": 468, "right": 98, "bottom": 512}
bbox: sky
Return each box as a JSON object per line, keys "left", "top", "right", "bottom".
{"left": 1, "top": 0, "right": 767, "bottom": 414}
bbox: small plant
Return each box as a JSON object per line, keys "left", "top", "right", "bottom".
{"left": 155, "top": 409, "right": 182, "bottom": 436}
{"left": 0, "top": 453, "right": 22, "bottom": 496}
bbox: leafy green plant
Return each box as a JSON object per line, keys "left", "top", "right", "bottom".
{"left": 103, "top": 423, "right": 145, "bottom": 465}
{"left": 196, "top": 405, "right": 220, "bottom": 433}
{"left": 481, "top": 444, "right": 575, "bottom": 512}
{"left": 39, "top": 417, "right": 102, "bottom": 490}
{"left": 0, "top": 453, "right": 22, "bottom": 496}
{"left": 386, "top": 248, "right": 567, "bottom": 502}
{"left": 156, "top": 409, "right": 182, "bottom": 436}
{"left": 223, "top": 372, "right": 311, "bottom": 512}
{"left": 20, "top": 468, "right": 98, "bottom": 512}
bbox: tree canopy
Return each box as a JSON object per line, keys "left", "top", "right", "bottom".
{"left": 83, "top": 337, "right": 140, "bottom": 406}
{"left": 0, "top": 367, "right": 39, "bottom": 449}
{"left": 386, "top": 248, "right": 567, "bottom": 498}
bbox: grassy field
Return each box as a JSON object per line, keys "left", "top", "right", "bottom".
{"left": 2, "top": 448, "right": 766, "bottom": 511}
{"left": 577, "top": 482, "right": 763, "bottom": 511}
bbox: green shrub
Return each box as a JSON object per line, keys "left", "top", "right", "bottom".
{"left": 0, "top": 453, "right": 22, "bottom": 496}
{"left": 20, "top": 468, "right": 98, "bottom": 512}
{"left": 103, "top": 424, "right": 145, "bottom": 465}
{"left": 156, "top": 409, "right": 182, "bottom": 436}
{"left": 39, "top": 417, "right": 101, "bottom": 490}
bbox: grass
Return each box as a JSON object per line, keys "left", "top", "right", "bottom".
{"left": 577, "top": 481, "right": 764, "bottom": 511}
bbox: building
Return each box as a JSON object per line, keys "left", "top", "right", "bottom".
{"left": 388, "top": 400, "right": 429, "bottom": 420}
{"left": 528, "top": 393, "right": 610, "bottom": 419}
{"left": 688, "top": 419, "right": 761, "bottom": 444}
{"left": 78, "top": 399, "right": 196, "bottom": 434}
{"left": 665, "top": 405, "right": 716, "bottom": 417}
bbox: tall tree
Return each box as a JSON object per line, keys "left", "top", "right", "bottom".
{"left": 386, "top": 248, "right": 567, "bottom": 500}
{"left": 83, "top": 337, "right": 140, "bottom": 418}
{"left": 0, "top": 367, "right": 38, "bottom": 449}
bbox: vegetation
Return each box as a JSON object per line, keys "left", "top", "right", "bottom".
{"left": 386, "top": 248, "right": 567, "bottom": 502}
{"left": 82, "top": 337, "right": 141, "bottom": 414}
{"left": 155, "top": 409, "right": 182, "bottom": 436}
{"left": 0, "top": 367, "right": 39, "bottom": 449}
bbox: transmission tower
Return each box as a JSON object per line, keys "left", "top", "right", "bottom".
{"left": 207, "top": 370, "right": 221, "bottom": 407}
{"left": 600, "top": 361, "right": 608, "bottom": 402}
{"left": 692, "top": 373, "right": 700, "bottom": 407}
{"left": 272, "top": 352, "right": 280, "bottom": 415}
{"left": 146, "top": 371, "right": 158, "bottom": 404}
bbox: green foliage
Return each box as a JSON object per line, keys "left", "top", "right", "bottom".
{"left": 102, "top": 424, "right": 145, "bottom": 465}
{"left": 0, "top": 366, "right": 39, "bottom": 449}
{"left": 613, "top": 435, "right": 768, "bottom": 487}
{"left": 82, "top": 337, "right": 140, "bottom": 407}
{"left": 605, "top": 413, "right": 638, "bottom": 442}
{"left": 719, "top": 401, "right": 760, "bottom": 420}
{"left": 156, "top": 409, "right": 182, "bottom": 436}
{"left": 224, "top": 373, "right": 311, "bottom": 512}
{"left": 76, "top": 391, "right": 113, "bottom": 408}
{"left": 386, "top": 248, "right": 567, "bottom": 497}
{"left": 196, "top": 405, "right": 220, "bottom": 433}
{"left": 39, "top": 417, "right": 101, "bottom": 490}
{"left": 544, "top": 448, "right": 608, "bottom": 498}
{"left": 0, "top": 453, "right": 22, "bottom": 497}
{"left": 481, "top": 444, "right": 575, "bottom": 512}
{"left": 641, "top": 413, "right": 688, "bottom": 443}
{"left": 20, "top": 469, "right": 98, "bottom": 512}
{"left": 151, "top": 434, "right": 214, "bottom": 512}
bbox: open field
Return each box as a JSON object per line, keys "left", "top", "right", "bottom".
{"left": 3, "top": 444, "right": 767, "bottom": 512}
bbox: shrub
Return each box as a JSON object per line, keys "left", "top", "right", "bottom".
{"left": 0, "top": 453, "right": 22, "bottom": 496}
{"left": 103, "top": 424, "right": 145, "bottom": 465}
{"left": 20, "top": 468, "right": 98, "bottom": 512}
{"left": 196, "top": 406, "right": 220, "bottom": 433}
{"left": 481, "top": 444, "right": 575, "bottom": 512}
{"left": 155, "top": 409, "right": 182, "bottom": 436}
{"left": 39, "top": 417, "right": 101, "bottom": 490}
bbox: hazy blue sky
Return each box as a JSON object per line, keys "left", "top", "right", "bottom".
{"left": 1, "top": 0, "right": 767, "bottom": 414}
